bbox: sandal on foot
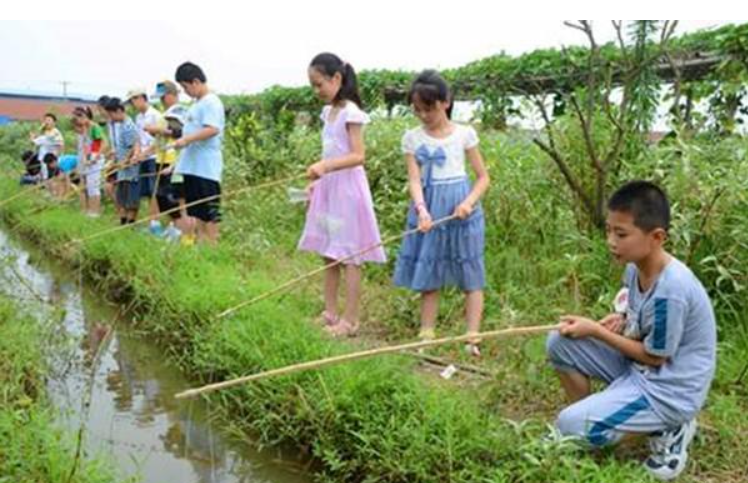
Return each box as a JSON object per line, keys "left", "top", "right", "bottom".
{"left": 325, "top": 318, "right": 359, "bottom": 337}
{"left": 417, "top": 328, "right": 436, "bottom": 353}
{"left": 318, "top": 310, "right": 338, "bottom": 327}
{"left": 465, "top": 331, "right": 482, "bottom": 358}
{"left": 417, "top": 328, "right": 436, "bottom": 341}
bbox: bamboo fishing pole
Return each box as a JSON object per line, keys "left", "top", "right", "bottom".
{"left": 142, "top": 142, "right": 169, "bottom": 222}
{"left": 4, "top": 169, "right": 152, "bottom": 230}
{"left": 1, "top": 168, "right": 28, "bottom": 181}
{"left": 45, "top": 159, "right": 158, "bottom": 206}
{"left": 111, "top": 171, "right": 161, "bottom": 187}
{"left": 99, "top": 157, "right": 149, "bottom": 182}
{"left": 0, "top": 158, "right": 68, "bottom": 208}
{"left": 77, "top": 156, "right": 139, "bottom": 181}
{"left": 2, "top": 144, "right": 157, "bottom": 208}
{"left": 64, "top": 173, "right": 306, "bottom": 247}
{"left": 59, "top": 171, "right": 162, "bottom": 203}
{"left": 149, "top": 166, "right": 164, "bottom": 220}
{"left": 0, "top": 168, "right": 83, "bottom": 208}
{"left": 0, "top": 178, "right": 50, "bottom": 208}
{"left": 174, "top": 323, "right": 561, "bottom": 399}
{"left": 68, "top": 157, "right": 145, "bottom": 194}
{"left": 215, "top": 214, "right": 459, "bottom": 320}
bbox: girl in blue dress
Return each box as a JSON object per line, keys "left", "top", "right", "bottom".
{"left": 393, "top": 70, "right": 490, "bottom": 357}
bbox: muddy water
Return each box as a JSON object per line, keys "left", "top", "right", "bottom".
{"left": 0, "top": 229, "right": 311, "bottom": 483}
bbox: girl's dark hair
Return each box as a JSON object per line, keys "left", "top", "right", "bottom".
{"left": 44, "top": 112, "right": 57, "bottom": 122}
{"left": 309, "top": 53, "right": 362, "bottom": 108}
{"left": 408, "top": 70, "right": 453, "bottom": 119}
{"left": 73, "top": 106, "right": 93, "bottom": 120}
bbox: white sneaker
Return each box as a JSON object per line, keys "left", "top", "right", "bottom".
{"left": 163, "top": 225, "right": 182, "bottom": 243}
{"left": 149, "top": 220, "right": 163, "bottom": 236}
{"left": 644, "top": 419, "right": 698, "bottom": 481}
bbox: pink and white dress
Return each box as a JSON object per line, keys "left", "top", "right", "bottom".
{"left": 298, "top": 102, "right": 386, "bottom": 265}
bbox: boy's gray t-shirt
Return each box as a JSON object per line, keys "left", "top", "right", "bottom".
{"left": 111, "top": 117, "right": 140, "bottom": 181}
{"left": 622, "top": 258, "right": 717, "bottom": 425}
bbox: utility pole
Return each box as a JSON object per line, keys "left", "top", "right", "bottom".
{"left": 61, "top": 81, "right": 70, "bottom": 100}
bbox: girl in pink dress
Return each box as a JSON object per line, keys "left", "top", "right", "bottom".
{"left": 299, "top": 52, "right": 386, "bottom": 337}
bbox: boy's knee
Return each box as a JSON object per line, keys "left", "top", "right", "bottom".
{"left": 546, "top": 331, "right": 569, "bottom": 366}
{"left": 556, "top": 405, "right": 586, "bottom": 439}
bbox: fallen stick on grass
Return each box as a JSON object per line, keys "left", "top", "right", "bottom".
{"left": 406, "top": 350, "right": 496, "bottom": 378}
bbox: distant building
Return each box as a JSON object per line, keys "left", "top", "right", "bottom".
{"left": 0, "top": 91, "right": 97, "bottom": 125}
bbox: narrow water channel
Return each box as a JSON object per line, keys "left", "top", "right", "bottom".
{"left": 0, "top": 228, "right": 311, "bottom": 483}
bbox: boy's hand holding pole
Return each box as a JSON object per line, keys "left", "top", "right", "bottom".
{"left": 558, "top": 316, "right": 600, "bottom": 338}
{"left": 559, "top": 312, "right": 626, "bottom": 339}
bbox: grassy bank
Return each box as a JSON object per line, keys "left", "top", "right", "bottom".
{"left": 0, "top": 293, "right": 122, "bottom": 482}
{"left": 0, "top": 182, "right": 652, "bottom": 483}
{"left": 1, "top": 117, "right": 747, "bottom": 482}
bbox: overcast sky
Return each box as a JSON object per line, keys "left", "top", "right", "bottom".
{"left": 0, "top": 12, "right": 737, "bottom": 99}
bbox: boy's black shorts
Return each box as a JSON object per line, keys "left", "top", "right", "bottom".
{"left": 139, "top": 158, "right": 157, "bottom": 198}
{"left": 171, "top": 174, "right": 186, "bottom": 200}
{"left": 183, "top": 174, "right": 221, "bottom": 223}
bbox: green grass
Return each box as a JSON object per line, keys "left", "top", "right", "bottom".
{"left": 0, "top": 184, "right": 660, "bottom": 483}
{"left": 0, "top": 120, "right": 747, "bottom": 482}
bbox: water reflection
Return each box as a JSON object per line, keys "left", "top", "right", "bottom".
{"left": 0, "top": 228, "right": 309, "bottom": 483}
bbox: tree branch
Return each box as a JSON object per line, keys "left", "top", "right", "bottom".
{"left": 531, "top": 92, "right": 596, "bottom": 219}
{"left": 533, "top": 137, "right": 595, "bottom": 217}
{"left": 569, "top": 94, "right": 601, "bottom": 171}
{"left": 612, "top": 21, "right": 631, "bottom": 66}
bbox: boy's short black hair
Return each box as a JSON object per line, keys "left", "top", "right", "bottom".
{"left": 104, "top": 97, "right": 125, "bottom": 112}
{"left": 175, "top": 62, "right": 207, "bottom": 84}
{"left": 43, "top": 153, "right": 58, "bottom": 165}
{"left": 97, "top": 95, "right": 111, "bottom": 107}
{"left": 44, "top": 112, "right": 57, "bottom": 122}
{"left": 608, "top": 180, "right": 670, "bottom": 232}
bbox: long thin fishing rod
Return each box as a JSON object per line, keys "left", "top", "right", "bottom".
{"left": 150, "top": 162, "right": 165, "bottom": 205}
{"left": 0, "top": 169, "right": 82, "bottom": 207}
{"left": 64, "top": 173, "right": 306, "bottom": 248}
{"left": 110, "top": 171, "right": 161, "bottom": 187}
{"left": 0, "top": 179, "right": 50, "bottom": 208}
{"left": 45, "top": 160, "right": 157, "bottom": 205}
{"left": 174, "top": 323, "right": 560, "bottom": 399}
{"left": 216, "top": 214, "right": 459, "bottom": 320}
{"left": 61, "top": 172, "right": 162, "bottom": 204}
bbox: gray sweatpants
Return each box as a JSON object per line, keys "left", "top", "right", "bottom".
{"left": 546, "top": 331, "right": 670, "bottom": 446}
